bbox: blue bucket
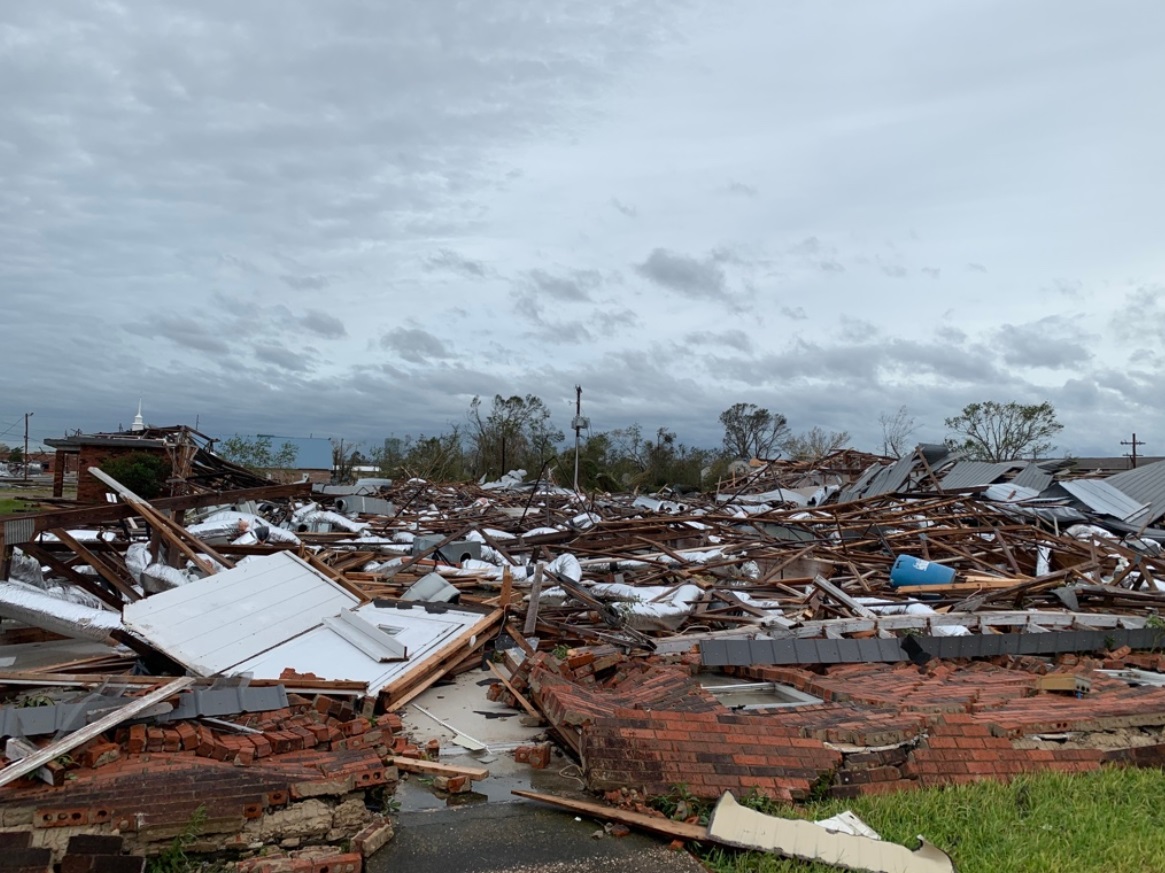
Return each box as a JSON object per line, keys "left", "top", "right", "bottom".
{"left": 890, "top": 555, "right": 956, "bottom": 588}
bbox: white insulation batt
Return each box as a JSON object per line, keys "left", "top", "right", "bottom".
{"left": 0, "top": 581, "right": 122, "bottom": 641}
{"left": 540, "top": 582, "right": 704, "bottom": 631}
{"left": 190, "top": 511, "right": 302, "bottom": 544}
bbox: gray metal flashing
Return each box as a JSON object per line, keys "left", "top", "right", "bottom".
{"left": 0, "top": 684, "right": 289, "bottom": 737}
{"left": 700, "top": 627, "right": 1165, "bottom": 667}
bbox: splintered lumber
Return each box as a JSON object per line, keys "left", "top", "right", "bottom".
{"left": 391, "top": 756, "right": 489, "bottom": 781}
{"left": 899, "top": 577, "right": 1023, "bottom": 594}
{"left": 49, "top": 529, "right": 141, "bottom": 602}
{"left": 524, "top": 561, "right": 545, "bottom": 635}
{"left": 0, "top": 676, "right": 194, "bottom": 788}
{"left": 512, "top": 789, "right": 708, "bottom": 841}
{"left": 88, "top": 467, "right": 233, "bottom": 575}
{"left": 812, "top": 575, "right": 876, "bottom": 618}
{"left": 487, "top": 660, "right": 542, "bottom": 720}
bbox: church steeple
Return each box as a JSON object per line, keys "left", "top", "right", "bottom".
{"left": 131, "top": 399, "right": 145, "bottom": 432}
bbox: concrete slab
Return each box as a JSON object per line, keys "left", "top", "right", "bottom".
{"left": 400, "top": 665, "right": 543, "bottom": 752}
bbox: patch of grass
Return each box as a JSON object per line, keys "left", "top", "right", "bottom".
{"left": 650, "top": 783, "right": 713, "bottom": 826}
{"left": 700, "top": 768, "right": 1165, "bottom": 873}
{"left": 0, "top": 497, "right": 34, "bottom": 516}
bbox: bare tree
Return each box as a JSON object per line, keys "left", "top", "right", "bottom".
{"left": 719, "top": 403, "right": 789, "bottom": 460}
{"left": 878, "top": 405, "right": 916, "bottom": 458}
{"left": 783, "top": 426, "right": 850, "bottom": 462}
{"left": 945, "top": 401, "right": 1062, "bottom": 461}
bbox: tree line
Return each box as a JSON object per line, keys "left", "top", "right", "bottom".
{"left": 274, "top": 395, "right": 1063, "bottom": 490}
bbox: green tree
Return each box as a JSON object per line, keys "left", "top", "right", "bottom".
{"left": 719, "top": 402, "right": 789, "bottom": 460}
{"left": 101, "top": 452, "right": 171, "bottom": 499}
{"left": 467, "top": 394, "right": 564, "bottom": 479}
{"left": 217, "top": 435, "right": 299, "bottom": 475}
{"left": 7, "top": 447, "right": 23, "bottom": 465}
{"left": 944, "top": 400, "right": 1063, "bottom": 461}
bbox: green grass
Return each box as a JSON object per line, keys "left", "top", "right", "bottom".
{"left": 0, "top": 497, "right": 33, "bottom": 516}
{"left": 700, "top": 768, "right": 1165, "bottom": 873}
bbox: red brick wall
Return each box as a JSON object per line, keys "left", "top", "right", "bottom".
{"left": 75, "top": 446, "right": 170, "bottom": 504}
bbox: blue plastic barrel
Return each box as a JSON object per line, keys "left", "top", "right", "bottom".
{"left": 889, "top": 555, "right": 956, "bottom": 587}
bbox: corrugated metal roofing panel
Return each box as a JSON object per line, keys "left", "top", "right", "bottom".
{"left": 940, "top": 461, "right": 1022, "bottom": 490}
{"left": 1108, "top": 460, "right": 1165, "bottom": 525}
{"left": 1011, "top": 462, "right": 1055, "bottom": 492}
{"left": 1059, "top": 479, "right": 1147, "bottom": 521}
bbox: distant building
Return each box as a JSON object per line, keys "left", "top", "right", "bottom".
{"left": 227, "top": 435, "right": 334, "bottom": 485}
{"left": 45, "top": 429, "right": 174, "bottom": 502}
{"left": 1068, "top": 457, "right": 1165, "bottom": 476}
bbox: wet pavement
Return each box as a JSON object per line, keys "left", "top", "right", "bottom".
{"left": 369, "top": 666, "right": 705, "bottom": 873}
{"left": 368, "top": 798, "right": 705, "bottom": 873}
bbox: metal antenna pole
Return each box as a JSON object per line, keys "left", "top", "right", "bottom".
{"left": 573, "top": 386, "right": 582, "bottom": 492}
{"left": 23, "top": 411, "right": 33, "bottom": 480}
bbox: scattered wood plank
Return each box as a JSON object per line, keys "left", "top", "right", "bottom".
{"left": 512, "top": 789, "right": 708, "bottom": 841}
{"left": 391, "top": 756, "right": 489, "bottom": 781}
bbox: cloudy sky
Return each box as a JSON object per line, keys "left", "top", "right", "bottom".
{"left": 3, "top": 1, "right": 1164, "bottom": 458}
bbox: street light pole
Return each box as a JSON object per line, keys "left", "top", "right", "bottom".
{"left": 23, "top": 411, "right": 33, "bottom": 480}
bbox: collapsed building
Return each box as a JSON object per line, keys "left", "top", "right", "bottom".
{"left": 4, "top": 443, "right": 1165, "bottom": 869}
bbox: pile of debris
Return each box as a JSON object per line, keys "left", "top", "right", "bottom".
{"left": 4, "top": 444, "right": 1165, "bottom": 868}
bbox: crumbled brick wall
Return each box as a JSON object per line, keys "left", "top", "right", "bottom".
{"left": 511, "top": 648, "right": 1165, "bottom": 802}
{"left": 582, "top": 708, "right": 842, "bottom": 801}
{"left": 0, "top": 696, "right": 407, "bottom": 860}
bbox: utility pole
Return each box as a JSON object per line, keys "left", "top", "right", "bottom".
{"left": 1121, "top": 433, "right": 1146, "bottom": 469}
{"left": 571, "top": 386, "right": 588, "bottom": 493}
{"left": 23, "top": 411, "right": 33, "bottom": 480}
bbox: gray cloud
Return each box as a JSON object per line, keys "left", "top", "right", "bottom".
{"left": 683, "top": 329, "right": 754, "bottom": 353}
{"left": 610, "top": 198, "right": 637, "bottom": 217}
{"left": 126, "top": 315, "right": 232, "bottom": 355}
{"left": 255, "top": 344, "right": 312, "bottom": 372}
{"left": 426, "top": 249, "right": 488, "bottom": 278}
{"left": 881, "top": 264, "right": 908, "bottom": 278}
{"left": 4, "top": 1, "right": 1164, "bottom": 460}
{"left": 380, "top": 327, "right": 454, "bottom": 364}
{"left": 994, "top": 316, "right": 1094, "bottom": 369}
{"left": 524, "top": 268, "right": 602, "bottom": 302}
{"left": 634, "top": 248, "right": 728, "bottom": 301}
{"left": 298, "top": 309, "right": 347, "bottom": 339}
{"left": 726, "top": 181, "right": 758, "bottom": 197}
{"left": 281, "top": 274, "right": 330, "bottom": 291}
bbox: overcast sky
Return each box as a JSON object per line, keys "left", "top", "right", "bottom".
{"left": 3, "top": 1, "right": 1164, "bottom": 459}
